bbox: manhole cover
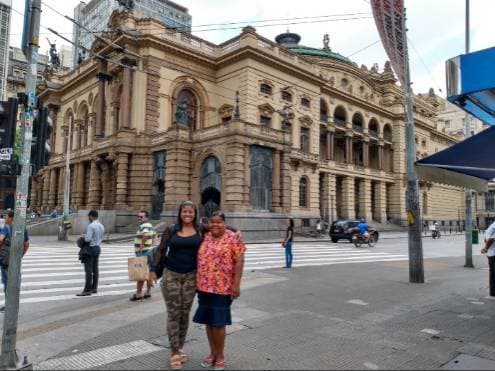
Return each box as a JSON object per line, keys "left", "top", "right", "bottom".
{"left": 441, "top": 354, "right": 495, "bottom": 370}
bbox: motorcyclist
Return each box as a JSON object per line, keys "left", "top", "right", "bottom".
{"left": 432, "top": 221, "right": 440, "bottom": 238}
{"left": 357, "top": 218, "right": 370, "bottom": 242}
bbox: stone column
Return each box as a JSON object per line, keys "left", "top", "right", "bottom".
{"left": 359, "top": 178, "right": 372, "bottom": 221}
{"left": 87, "top": 113, "right": 95, "bottom": 146}
{"left": 73, "top": 120, "right": 81, "bottom": 150}
{"left": 112, "top": 102, "right": 119, "bottom": 135}
{"left": 363, "top": 140, "right": 370, "bottom": 168}
{"left": 164, "top": 146, "right": 191, "bottom": 211}
{"left": 115, "top": 152, "right": 129, "bottom": 209}
{"left": 327, "top": 173, "right": 337, "bottom": 223}
{"left": 224, "top": 143, "right": 246, "bottom": 212}
{"left": 95, "top": 71, "right": 110, "bottom": 138}
{"left": 87, "top": 159, "right": 102, "bottom": 209}
{"left": 378, "top": 143, "right": 384, "bottom": 170}
{"left": 62, "top": 127, "right": 68, "bottom": 153}
{"left": 42, "top": 171, "right": 51, "bottom": 211}
{"left": 346, "top": 135, "right": 353, "bottom": 164}
{"left": 243, "top": 144, "right": 250, "bottom": 208}
{"left": 271, "top": 149, "right": 282, "bottom": 212}
{"left": 375, "top": 181, "right": 388, "bottom": 223}
{"left": 30, "top": 177, "right": 38, "bottom": 209}
{"left": 341, "top": 176, "right": 355, "bottom": 219}
{"left": 80, "top": 124, "right": 87, "bottom": 148}
{"left": 280, "top": 150, "right": 292, "bottom": 212}
{"left": 47, "top": 168, "right": 58, "bottom": 209}
{"left": 325, "top": 130, "right": 331, "bottom": 160}
{"left": 120, "top": 58, "right": 137, "bottom": 129}
{"left": 73, "top": 162, "right": 85, "bottom": 209}
{"left": 47, "top": 104, "right": 59, "bottom": 156}
{"left": 100, "top": 161, "right": 111, "bottom": 209}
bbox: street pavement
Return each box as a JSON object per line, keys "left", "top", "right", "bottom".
{"left": 2, "top": 232, "right": 495, "bottom": 370}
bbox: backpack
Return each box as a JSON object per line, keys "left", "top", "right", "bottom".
{"left": 0, "top": 225, "right": 12, "bottom": 268}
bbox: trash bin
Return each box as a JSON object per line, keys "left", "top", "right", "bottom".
{"left": 472, "top": 229, "right": 479, "bottom": 244}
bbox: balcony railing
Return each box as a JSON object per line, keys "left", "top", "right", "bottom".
{"left": 369, "top": 130, "right": 379, "bottom": 138}
{"left": 353, "top": 124, "right": 363, "bottom": 133}
{"left": 320, "top": 114, "right": 328, "bottom": 123}
{"left": 334, "top": 118, "right": 346, "bottom": 128}
{"left": 384, "top": 133, "right": 393, "bottom": 142}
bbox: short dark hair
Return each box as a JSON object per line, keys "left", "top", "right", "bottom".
{"left": 7, "top": 211, "right": 14, "bottom": 219}
{"left": 211, "top": 210, "right": 226, "bottom": 221}
{"left": 139, "top": 210, "right": 150, "bottom": 218}
{"left": 88, "top": 210, "right": 98, "bottom": 219}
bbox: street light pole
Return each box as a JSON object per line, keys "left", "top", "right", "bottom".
{"left": 403, "top": 8, "right": 424, "bottom": 284}
{"left": 58, "top": 116, "right": 71, "bottom": 241}
{"left": 463, "top": 0, "right": 474, "bottom": 268}
{"left": 0, "top": 0, "right": 40, "bottom": 368}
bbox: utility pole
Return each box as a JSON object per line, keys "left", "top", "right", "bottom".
{"left": 463, "top": 0, "right": 474, "bottom": 268}
{"left": 58, "top": 116, "right": 71, "bottom": 241}
{"left": 403, "top": 9, "right": 424, "bottom": 284}
{"left": 0, "top": 0, "right": 40, "bottom": 368}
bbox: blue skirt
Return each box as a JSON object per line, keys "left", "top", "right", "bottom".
{"left": 193, "top": 291, "right": 232, "bottom": 328}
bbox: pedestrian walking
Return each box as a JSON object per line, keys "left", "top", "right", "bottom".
{"left": 316, "top": 219, "right": 322, "bottom": 236}
{"left": 193, "top": 211, "right": 246, "bottom": 371}
{"left": 131, "top": 210, "right": 156, "bottom": 301}
{"left": 282, "top": 218, "right": 294, "bottom": 268}
{"left": 76, "top": 210, "right": 104, "bottom": 296}
{"left": 481, "top": 219, "right": 495, "bottom": 297}
{"left": 0, "top": 210, "right": 30, "bottom": 311}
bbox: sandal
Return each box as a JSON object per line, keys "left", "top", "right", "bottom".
{"left": 129, "top": 294, "right": 142, "bottom": 302}
{"left": 170, "top": 354, "right": 183, "bottom": 370}
{"left": 201, "top": 355, "right": 215, "bottom": 368}
{"left": 178, "top": 349, "right": 187, "bottom": 363}
{"left": 214, "top": 360, "right": 226, "bottom": 371}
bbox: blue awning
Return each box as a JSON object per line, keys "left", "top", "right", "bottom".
{"left": 446, "top": 46, "right": 495, "bottom": 125}
{"left": 415, "top": 125, "right": 495, "bottom": 191}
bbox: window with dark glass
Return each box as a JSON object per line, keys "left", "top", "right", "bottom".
{"left": 281, "top": 90, "right": 293, "bottom": 102}
{"left": 222, "top": 116, "right": 232, "bottom": 123}
{"left": 260, "top": 83, "right": 272, "bottom": 95}
{"left": 299, "top": 177, "right": 308, "bottom": 207}
{"left": 301, "top": 97, "right": 311, "bottom": 108}
{"left": 300, "top": 127, "right": 310, "bottom": 152}
{"left": 260, "top": 115, "right": 272, "bottom": 126}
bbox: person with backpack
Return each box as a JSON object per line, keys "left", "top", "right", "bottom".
{"left": 0, "top": 211, "right": 30, "bottom": 312}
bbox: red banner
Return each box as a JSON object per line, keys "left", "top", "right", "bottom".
{"left": 370, "top": 0, "right": 407, "bottom": 86}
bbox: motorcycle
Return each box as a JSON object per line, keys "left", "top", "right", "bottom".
{"left": 430, "top": 225, "right": 441, "bottom": 239}
{"left": 351, "top": 227, "right": 378, "bottom": 248}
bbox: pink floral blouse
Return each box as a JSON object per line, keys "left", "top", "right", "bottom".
{"left": 196, "top": 229, "right": 246, "bottom": 296}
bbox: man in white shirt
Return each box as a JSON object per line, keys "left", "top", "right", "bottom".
{"left": 481, "top": 220, "right": 495, "bottom": 297}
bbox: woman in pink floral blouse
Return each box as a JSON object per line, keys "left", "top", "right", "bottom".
{"left": 193, "top": 211, "right": 245, "bottom": 371}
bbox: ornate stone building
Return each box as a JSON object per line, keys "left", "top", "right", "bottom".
{"left": 31, "top": 10, "right": 465, "bottom": 235}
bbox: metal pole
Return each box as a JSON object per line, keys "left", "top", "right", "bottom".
{"left": 58, "top": 116, "right": 71, "bottom": 241}
{"left": 0, "top": 0, "right": 39, "bottom": 368}
{"left": 464, "top": 0, "right": 474, "bottom": 268}
{"left": 403, "top": 8, "right": 424, "bottom": 283}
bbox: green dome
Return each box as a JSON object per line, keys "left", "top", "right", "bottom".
{"left": 275, "top": 32, "right": 353, "bottom": 65}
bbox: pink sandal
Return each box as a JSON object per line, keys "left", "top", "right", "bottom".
{"left": 201, "top": 355, "right": 215, "bottom": 368}
{"left": 214, "top": 360, "right": 226, "bottom": 371}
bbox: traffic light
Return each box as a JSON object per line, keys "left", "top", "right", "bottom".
{"left": 31, "top": 105, "right": 52, "bottom": 175}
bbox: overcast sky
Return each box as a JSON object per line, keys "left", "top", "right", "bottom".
{"left": 9, "top": 0, "right": 495, "bottom": 96}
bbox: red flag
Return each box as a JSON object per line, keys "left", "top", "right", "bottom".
{"left": 370, "top": 0, "right": 407, "bottom": 86}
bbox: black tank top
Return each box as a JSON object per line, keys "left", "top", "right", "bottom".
{"left": 164, "top": 233, "right": 202, "bottom": 273}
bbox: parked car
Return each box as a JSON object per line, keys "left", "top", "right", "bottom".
{"left": 329, "top": 220, "right": 360, "bottom": 243}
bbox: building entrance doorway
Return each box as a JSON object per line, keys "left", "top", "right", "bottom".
{"left": 200, "top": 156, "right": 222, "bottom": 218}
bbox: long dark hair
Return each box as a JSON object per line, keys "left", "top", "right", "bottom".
{"left": 176, "top": 200, "right": 199, "bottom": 231}
{"left": 288, "top": 218, "right": 294, "bottom": 230}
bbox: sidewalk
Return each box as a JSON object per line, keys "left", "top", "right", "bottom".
{"left": 21, "top": 253, "right": 495, "bottom": 370}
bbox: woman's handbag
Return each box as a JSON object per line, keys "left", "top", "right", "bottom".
{"left": 128, "top": 256, "right": 149, "bottom": 281}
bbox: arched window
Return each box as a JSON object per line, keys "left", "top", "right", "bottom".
{"left": 368, "top": 118, "right": 379, "bottom": 138}
{"left": 320, "top": 99, "right": 328, "bottom": 122}
{"left": 300, "top": 127, "right": 310, "bottom": 153}
{"left": 352, "top": 112, "right": 364, "bottom": 132}
{"left": 383, "top": 124, "right": 393, "bottom": 142}
{"left": 281, "top": 90, "right": 293, "bottom": 102}
{"left": 333, "top": 106, "right": 347, "bottom": 127}
{"left": 340, "top": 78, "right": 349, "bottom": 89}
{"left": 299, "top": 177, "right": 308, "bottom": 207}
{"left": 175, "top": 89, "right": 198, "bottom": 128}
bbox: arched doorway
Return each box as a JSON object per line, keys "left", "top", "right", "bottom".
{"left": 200, "top": 156, "right": 221, "bottom": 218}
{"left": 249, "top": 145, "right": 273, "bottom": 211}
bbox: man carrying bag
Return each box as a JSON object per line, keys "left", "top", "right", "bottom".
{"left": 76, "top": 210, "right": 104, "bottom": 297}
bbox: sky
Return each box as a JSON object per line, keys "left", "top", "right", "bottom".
{"left": 8, "top": 0, "right": 495, "bottom": 96}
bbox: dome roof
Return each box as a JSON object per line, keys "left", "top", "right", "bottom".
{"left": 274, "top": 32, "right": 353, "bottom": 65}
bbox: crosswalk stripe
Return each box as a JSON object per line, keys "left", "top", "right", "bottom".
{"left": 22, "top": 269, "right": 129, "bottom": 279}
{"left": 0, "top": 282, "right": 136, "bottom": 297}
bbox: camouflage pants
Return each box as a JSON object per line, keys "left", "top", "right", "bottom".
{"left": 160, "top": 268, "right": 197, "bottom": 353}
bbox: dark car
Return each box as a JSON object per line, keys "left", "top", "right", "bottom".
{"left": 329, "top": 220, "right": 360, "bottom": 243}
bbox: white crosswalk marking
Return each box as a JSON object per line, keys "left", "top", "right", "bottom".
{"left": 0, "top": 241, "right": 407, "bottom": 305}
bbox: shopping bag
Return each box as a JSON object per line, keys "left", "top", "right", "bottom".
{"left": 128, "top": 256, "right": 149, "bottom": 282}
